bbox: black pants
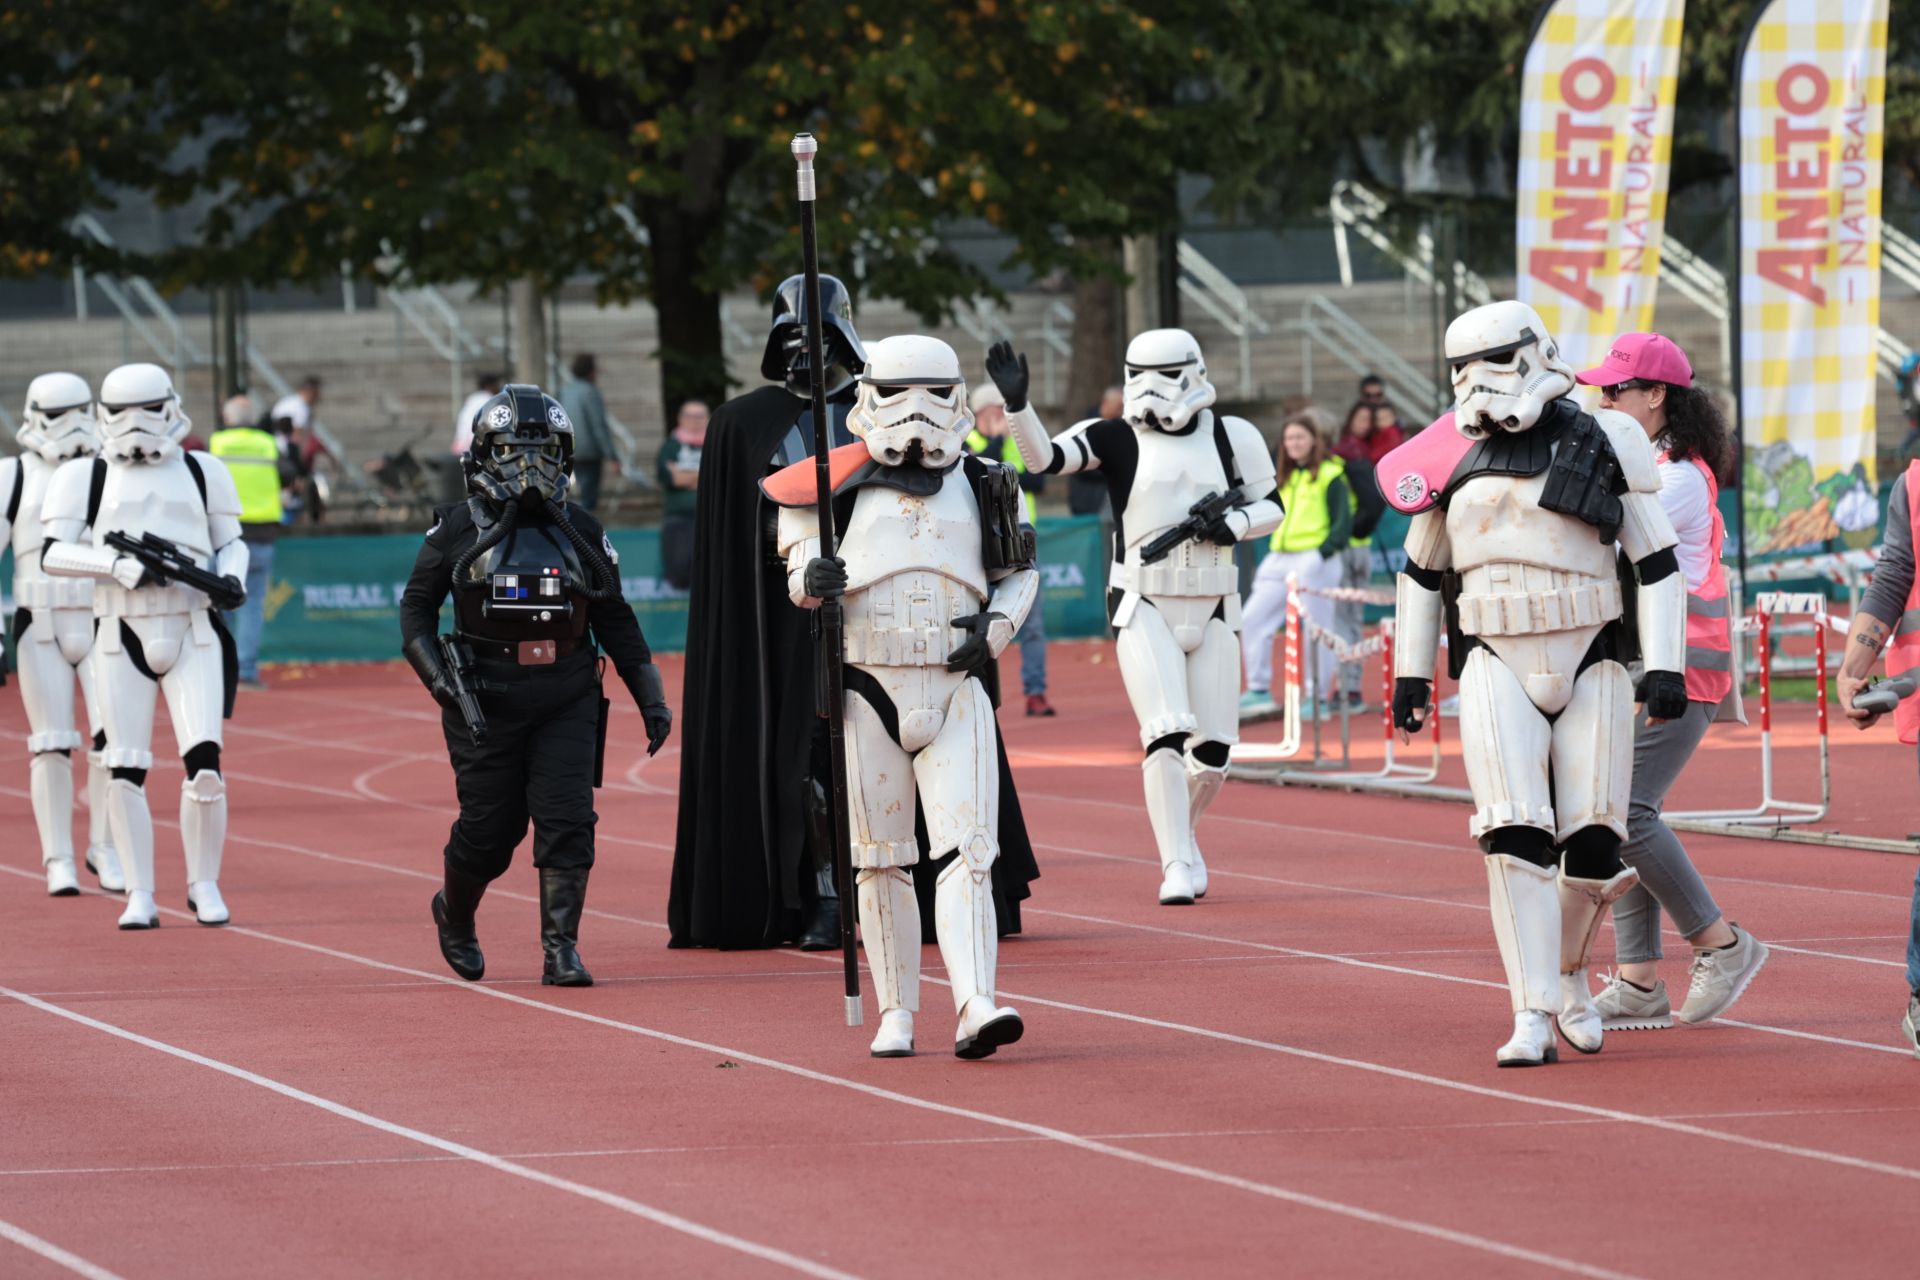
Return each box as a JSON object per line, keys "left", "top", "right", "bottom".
{"left": 442, "top": 652, "right": 602, "bottom": 882}
{"left": 661, "top": 514, "right": 695, "bottom": 591}
{"left": 572, "top": 459, "right": 604, "bottom": 511}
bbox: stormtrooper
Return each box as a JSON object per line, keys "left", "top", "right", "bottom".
{"left": 40, "top": 362, "right": 246, "bottom": 930}
{"left": 2, "top": 373, "right": 123, "bottom": 896}
{"left": 990, "top": 331, "right": 1281, "bottom": 904}
{"left": 1379, "top": 300, "right": 1687, "bottom": 1067}
{"left": 766, "top": 335, "right": 1038, "bottom": 1059}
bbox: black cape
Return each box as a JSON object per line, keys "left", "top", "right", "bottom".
{"left": 667, "top": 386, "right": 1039, "bottom": 948}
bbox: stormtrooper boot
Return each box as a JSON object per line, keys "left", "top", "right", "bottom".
{"left": 1186, "top": 759, "right": 1226, "bottom": 900}
{"left": 936, "top": 854, "right": 1022, "bottom": 1059}
{"left": 1143, "top": 749, "right": 1195, "bottom": 905}
{"left": 858, "top": 868, "right": 920, "bottom": 1057}
{"left": 1555, "top": 863, "right": 1640, "bottom": 1054}
{"left": 180, "top": 770, "right": 230, "bottom": 925}
{"left": 1485, "top": 853, "right": 1562, "bottom": 1067}
{"left": 105, "top": 777, "right": 158, "bottom": 930}
{"left": 29, "top": 752, "right": 80, "bottom": 896}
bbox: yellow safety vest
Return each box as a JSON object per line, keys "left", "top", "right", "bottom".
{"left": 966, "top": 430, "right": 1036, "bottom": 522}
{"left": 1270, "top": 458, "right": 1346, "bottom": 554}
{"left": 209, "top": 427, "right": 284, "bottom": 525}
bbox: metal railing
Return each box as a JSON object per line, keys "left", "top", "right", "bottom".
{"left": 1328, "top": 181, "right": 1492, "bottom": 307}
{"left": 1291, "top": 295, "right": 1444, "bottom": 415}
{"left": 1176, "top": 239, "right": 1271, "bottom": 397}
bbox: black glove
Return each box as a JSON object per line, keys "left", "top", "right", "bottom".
{"left": 1391, "top": 677, "right": 1431, "bottom": 734}
{"left": 803, "top": 555, "right": 847, "bottom": 601}
{"left": 984, "top": 340, "right": 1030, "bottom": 413}
{"left": 630, "top": 661, "right": 673, "bottom": 756}
{"left": 212, "top": 575, "right": 246, "bottom": 612}
{"left": 1636, "top": 670, "right": 1688, "bottom": 721}
{"left": 1202, "top": 510, "right": 1243, "bottom": 546}
{"left": 945, "top": 611, "right": 1007, "bottom": 676}
{"left": 401, "top": 633, "right": 459, "bottom": 711}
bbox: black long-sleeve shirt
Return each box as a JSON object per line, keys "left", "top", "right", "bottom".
{"left": 399, "top": 500, "right": 653, "bottom": 691}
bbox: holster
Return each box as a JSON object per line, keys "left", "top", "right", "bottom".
{"left": 593, "top": 661, "right": 610, "bottom": 789}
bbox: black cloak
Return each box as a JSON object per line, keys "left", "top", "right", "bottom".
{"left": 667, "top": 387, "right": 1039, "bottom": 948}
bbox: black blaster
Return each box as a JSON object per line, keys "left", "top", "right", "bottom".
{"left": 104, "top": 530, "right": 246, "bottom": 611}
{"left": 1138, "top": 491, "right": 1240, "bottom": 565}
{"left": 437, "top": 634, "right": 490, "bottom": 745}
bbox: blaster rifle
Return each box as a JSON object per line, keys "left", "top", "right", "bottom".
{"left": 436, "top": 635, "right": 489, "bottom": 744}
{"left": 103, "top": 530, "right": 245, "bottom": 611}
{"left": 1138, "top": 491, "right": 1239, "bottom": 565}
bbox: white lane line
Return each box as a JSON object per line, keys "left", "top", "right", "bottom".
{"left": 1036, "top": 838, "right": 1479, "bottom": 911}
{"left": 0, "top": 890, "right": 1638, "bottom": 1279}
{"left": 0, "top": 986, "right": 863, "bottom": 1280}
{"left": 0, "top": 1215, "right": 128, "bottom": 1280}
{"left": 1768, "top": 943, "right": 1904, "bottom": 969}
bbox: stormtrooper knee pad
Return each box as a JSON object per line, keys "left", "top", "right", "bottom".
{"left": 856, "top": 867, "right": 920, "bottom": 1014}
{"left": 180, "top": 767, "right": 228, "bottom": 886}
{"left": 27, "top": 728, "right": 85, "bottom": 754}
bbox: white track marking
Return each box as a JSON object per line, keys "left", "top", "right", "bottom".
{"left": 0, "top": 987, "right": 864, "bottom": 1280}
{"left": 0, "top": 891, "right": 1643, "bottom": 1279}
{"left": 0, "top": 1216, "right": 128, "bottom": 1280}
{"left": 1767, "top": 943, "right": 1905, "bottom": 969}
{"left": 1036, "top": 839, "right": 1479, "bottom": 910}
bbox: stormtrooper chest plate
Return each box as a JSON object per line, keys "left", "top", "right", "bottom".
{"left": 838, "top": 473, "right": 988, "bottom": 598}
{"left": 10, "top": 457, "right": 92, "bottom": 608}
{"left": 94, "top": 458, "right": 211, "bottom": 560}
{"left": 1124, "top": 425, "right": 1231, "bottom": 552}
{"left": 1444, "top": 472, "right": 1617, "bottom": 580}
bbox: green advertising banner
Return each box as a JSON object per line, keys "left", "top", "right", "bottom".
{"left": 255, "top": 515, "right": 1113, "bottom": 665}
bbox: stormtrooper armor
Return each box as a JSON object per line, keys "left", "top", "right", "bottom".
{"left": 40, "top": 363, "right": 247, "bottom": 930}
{"left": 770, "top": 335, "right": 1038, "bottom": 1059}
{"left": 997, "top": 330, "right": 1281, "bottom": 905}
{"left": 1383, "top": 302, "right": 1687, "bottom": 1066}
{"left": 3, "top": 373, "right": 123, "bottom": 896}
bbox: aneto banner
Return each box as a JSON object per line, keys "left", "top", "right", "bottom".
{"left": 1516, "top": 0, "right": 1686, "bottom": 376}
{"left": 1737, "top": 0, "right": 1888, "bottom": 558}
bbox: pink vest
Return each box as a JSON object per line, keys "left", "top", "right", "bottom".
{"left": 1660, "top": 451, "right": 1733, "bottom": 705}
{"left": 1886, "top": 463, "right": 1920, "bottom": 745}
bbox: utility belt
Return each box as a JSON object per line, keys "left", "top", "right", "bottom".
{"left": 1452, "top": 566, "right": 1621, "bottom": 638}
{"left": 92, "top": 582, "right": 205, "bottom": 618}
{"left": 1110, "top": 558, "right": 1239, "bottom": 600}
{"left": 464, "top": 636, "right": 589, "bottom": 667}
{"left": 13, "top": 575, "right": 94, "bottom": 610}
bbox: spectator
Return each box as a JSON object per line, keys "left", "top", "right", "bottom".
{"left": 270, "top": 376, "right": 321, "bottom": 432}
{"left": 1357, "top": 373, "right": 1387, "bottom": 406}
{"left": 966, "top": 381, "right": 1055, "bottom": 716}
{"left": 656, "top": 398, "right": 708, "bottom": 591}
{"left": 561, "top": 353, "right": 617, "bottom": 511}
{"left": 453, "top": 372, "right": 503, "bottom": 455}
{"left": 1068, "top": 385, "right": 1124, "bottom": 518}
{"left": 210, "top": 393, "right": 283, "bottom": 690}
{"left": 1329, "top": 400, "right": 1403, "bottom": 704}
{"left": 1240, "top": 408, "right": 1350, "bottom": 718}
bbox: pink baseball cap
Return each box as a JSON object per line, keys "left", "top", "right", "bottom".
{"left": 1575, "top": 332, "right": 1693, "bottom": 389}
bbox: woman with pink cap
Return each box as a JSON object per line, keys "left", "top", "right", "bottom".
{"left": 1574, "top": 332, "right": 1768, "bottom": 1029}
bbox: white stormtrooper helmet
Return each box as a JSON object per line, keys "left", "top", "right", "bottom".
{"left": 1122, "top": 328, "right": 1215, "bottom": 434}
{"left": 96, "top": 362, "right": 189, "bottom": 464}
{"left": 848, "top": 334, "right": 971, "bottom": 468}
{"left": 1445, "top": 300, "right": 1575, "bottom": 436}
{"left": 19, "top": 372, "right": 98, "bottom": 464}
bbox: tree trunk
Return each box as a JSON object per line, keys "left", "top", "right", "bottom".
{"left": 1066, "top": 241, "right": 1123, "bottom": 419}
{"left": 646, "top": 208, "right": 729, "bottom": 419}
{"left": 509, "top": 278, "right": 549, "bottom": 385}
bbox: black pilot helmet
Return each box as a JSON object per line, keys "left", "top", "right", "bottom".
{"left": 464, "top": 383, "right": 574, "bottom": 506}
{"left": 761, "top": 273, "right": 866, "bottom": 399}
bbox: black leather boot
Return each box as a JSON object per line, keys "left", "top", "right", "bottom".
{"left": 797, "top": 778, "right": 841, "bottom": 952}
{"left": 431, "top": 862, "right": 488, "bottom": 981}
{"left": 539, "top": 868, "right": 594, "bottom": 987}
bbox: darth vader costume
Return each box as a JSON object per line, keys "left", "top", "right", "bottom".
{"left": 667, "top": 275, "right": 1038, "bottom": 950}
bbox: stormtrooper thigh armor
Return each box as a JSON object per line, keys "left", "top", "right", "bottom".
{"left": 93, "top": 608, "right": 229, "bottom": 927}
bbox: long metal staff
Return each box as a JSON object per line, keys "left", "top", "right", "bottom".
{"left": 791, "top": 132, "right": 862, "bottom": 1027}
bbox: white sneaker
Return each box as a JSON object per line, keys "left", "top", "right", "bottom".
{"left": 954, "top": 995, "right": 1023, "bottom": 1060}
{"left": 1496, "top": 1010, "right": 1558, "bottom": 1067}
{"left": 45, "top": 859, "right": 81, "bottom": 897}
{"left": 117, "top": 891, "right": 159, "bottom": 930}
{"left": 1904, "top": 995, "right": 1919, "bottom": 1059}
{"left": 1158, "top": 860, "right": 1196, "bottom": 906}
{"left": 87, "top": 846, "right": 126, "bottom": 893}
{"left": 1593, "top": 971, "right": 1673, "bottom": 1030}
{"left": 187, "top": 881, "right": 230, "bottom": 926}
{"left": 869, "top": 1009, "right": 914, "bottom": 1058}
{"left": 1675, "top": 923, "right": 1767, "bottom": 1024}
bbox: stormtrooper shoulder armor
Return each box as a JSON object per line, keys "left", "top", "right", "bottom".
{"left": 37, "top": 455, "right": 97, "bottom": 543}
{"left": 1222, "top": 415, "right": 1278, "bottom": 496}
{"left": 0, "top": 455, "right": 20, "bottom": 532}
{"left": 1589, "top": 408, "right": 1663, "bottom": 494}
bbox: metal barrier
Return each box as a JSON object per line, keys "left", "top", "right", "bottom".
{"left": 1293, "top": 295, "right": 1444, "bottom": 415}
{"left": 1666, "top": 593, "right": 1830, "bottom": 828}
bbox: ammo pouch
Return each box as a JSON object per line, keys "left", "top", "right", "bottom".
{"left": 1538, "top": 412, "right": 1625, "bottom": 543}
{"left": 969, "top": 457, "right": 1035, "bottom": 572}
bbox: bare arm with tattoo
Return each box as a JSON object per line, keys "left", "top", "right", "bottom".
{"left": 1838, "top": 611, "right": 1894, "bottom": 728}
{"left": 1840, "top": 479, "right": 1913, "bottom": 727}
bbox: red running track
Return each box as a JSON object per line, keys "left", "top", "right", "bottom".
{"left": 2, "top": 640, "right": 1918, "bottom": 1279}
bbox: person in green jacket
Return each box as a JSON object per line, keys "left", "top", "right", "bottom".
{"left": 966, "top": 382, "right": 1055, "bottom": 716}
{"left": 1238, "top": 408, "right": 1350, "bottom": 717}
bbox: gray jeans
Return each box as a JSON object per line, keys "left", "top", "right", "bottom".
{"left": 1610, "top": 699, "right": 1724, "bottom": 963}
